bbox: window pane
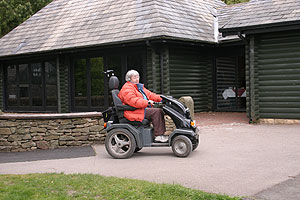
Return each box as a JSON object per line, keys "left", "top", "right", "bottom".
{"left": 19, "top": 64, "right": 29, "bottom": 84}
{"left": 107, "top": 55, "right": 122, "bottom": 80}
{"left": 45, "top": 61, "right": 57, "bottom": 107}
{"left": 19, "top": 64, "right": 30, "bottom": 106}
{"left": 7, "top": 65, "right": 18, "bottom": 106}
{"left": 74, "top": 59, "right": 87, "bottom": 106}
{"left": 106, "top": 55, "right": 122, "bottom": 106}
{"left": 31, "top": 63, "right": 42, "bottom": 107}
{"left": 90, "top": 57, "right": 104, "bottom": 107}
{"left": 127, "top": 54, "right": 143, "bottom": 83}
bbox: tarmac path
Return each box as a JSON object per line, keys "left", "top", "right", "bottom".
{"left": 1, "top": 123, "right": 300, "bottom": 198}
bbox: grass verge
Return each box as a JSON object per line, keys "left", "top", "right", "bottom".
{"left": 0, "top": 173, "right": 241, "bottom": 200}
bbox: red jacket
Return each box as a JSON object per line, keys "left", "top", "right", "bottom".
{"left": 118, "top": 81, "right": 162, "bottom": 122}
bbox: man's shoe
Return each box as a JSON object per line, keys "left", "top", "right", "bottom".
{"left": 154, "top": 135, "right": 169, "bottom": 143}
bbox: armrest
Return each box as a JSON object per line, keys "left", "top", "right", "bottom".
{"left": 116, "top": 104, "right": 136, "bottom": 111}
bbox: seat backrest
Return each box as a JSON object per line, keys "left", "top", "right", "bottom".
{"left": 111, "top": 89, "right": 122, "bottom": 106}
{"left": 109, "top": 76, "right": 119, "bottom": 90}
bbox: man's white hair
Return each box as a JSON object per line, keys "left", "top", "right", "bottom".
{"left": 125, "top": 70, "right": 139, "bottom": 82}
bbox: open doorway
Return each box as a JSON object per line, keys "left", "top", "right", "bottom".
{"left": 215, "top": 56, "right": 246, "bottom": 111}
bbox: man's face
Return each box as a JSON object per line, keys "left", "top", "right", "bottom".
{"left": 130, "top": 75, "right": 140, "bottom": 84}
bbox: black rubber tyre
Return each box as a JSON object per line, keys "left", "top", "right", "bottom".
{"left": 134, "top": 147, "right": 143, "bottom": 153}
{"left": 171, "top": 135, "right": 192, "bottom": 158}
{"left": 105, "top": 129, "right": 136, "bottom": 159}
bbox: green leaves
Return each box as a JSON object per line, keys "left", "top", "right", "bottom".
{"left": 221, "top": 0, "right": 249, "bottom": 5}
{"left": 0, "top": 0, "right": 52, "bottom": 37}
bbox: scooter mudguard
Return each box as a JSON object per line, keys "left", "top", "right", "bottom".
{"left": 168, "top": 128, "right": 199, "bottom": 145}
{"left": 106, "top": 123, "right": 144, "bottom": 148}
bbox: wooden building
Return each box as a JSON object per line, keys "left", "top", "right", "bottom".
{"left": 0, "top": 0, "right": 299, "bottom": 122}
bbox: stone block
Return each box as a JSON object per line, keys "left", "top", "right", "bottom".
{"left": 45, "top": 125, "right": 57, "bottom": 130}
{"left": 48, "top": 130, "right": 60, "bottom": 135}
{"left": 89, "top": 125, "right": 103, "bottom": 132}
{"left": 1, "top": 121, "right": 17, "bottom": 127}
{"left": 23, "top": 134, "right": 32, "bottom": 140}
{"left": 10, "top": 127, "right": 16, "bottom": 133}
{"left": 59, "top": 141, "right": 67, "bottom": 145}
{"left": 89, "top": 132, "right": 99, "bottom": 135}
{"left": 16, "top": 128, "right": 30, "bottom": 134}
{"left": 0, "top": 141, "right": 12, "bottom": 146}
{"left": 59, "top": 136, "right": 74, "bottom": 141}
{"left": 0, "top": 146, "right": 12, "bottom": 152}
{"left": 21, "top": 141, "right": 35, "bottom": 148}
{"left": 99, "top": 119, "right": 104, "bottom": 126}
{"left": 73, "top": 119, "right": 88, "bottom": 125}
{"left": 0, "top": 128, "right": 11, "bottom": 135}
{"left": 75, "top": 136, "right": 88, "bottom": 141}
{"left": 66, "top": 141, "right": 82, "bottom": 146}
{"left": 7, "top": 135, "right": 23, "bottom": 142}
{"left": 44, "top": 135, "right": 59, "bottom": 141}
{"left": 58, "top": 124, "right": 75, "bottom": 130}
{"left": 32, "top": 136, "right": 43, "bottom": 141}
{"left": 36, "top": 141, "right": 49, "bottom": 149}
{"left": 30, "top": 127, "right": 46, "bottom": 133}
{"left": 72, "top": 127, "right": 89, "bottom": 133}
{"left": 50, "top": 140, "right": 59, "bottom": 149}
{"left": 57, "top": 129, "right": 72, "bottom": 133}
{"left": 178, "top": 96, "right": 194, "bottom": 120}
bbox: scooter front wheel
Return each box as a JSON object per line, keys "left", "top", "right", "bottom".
{"left": 171, "top": 135, "right": 192, "bottom": 158}
{"left": 105, "top": 129, "right": 136, "bottom": 159}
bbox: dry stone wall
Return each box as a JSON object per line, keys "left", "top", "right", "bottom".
{"left": 0, "top": 113, "right": 104, "bottom": 152}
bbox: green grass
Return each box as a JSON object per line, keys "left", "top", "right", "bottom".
{"left": 0, "top": 173, "right": 241, "bottom": 200}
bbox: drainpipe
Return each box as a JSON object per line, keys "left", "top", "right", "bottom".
{"left": 160, "top": 51, "right": 164, "bottom": 94}
{"left": 56, "top": 55, "right": 61, "bottom": 113}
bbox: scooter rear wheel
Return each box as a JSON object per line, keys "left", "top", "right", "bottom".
{"left": 171, "top": 135, "right": 192, "bottom": 157}
{"left": 105, "top": 129, "right": 136, "bottom": 159}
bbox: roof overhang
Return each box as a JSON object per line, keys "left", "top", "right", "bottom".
{"left": 219, "top": 20, "right": 300, "bottom": 37}
{"left": 0, "top": 35, "right": 216, "bottom": 61}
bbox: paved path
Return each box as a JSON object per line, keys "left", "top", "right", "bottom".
{"left": 1, "top": 123, "right": 300, "bottom": 198}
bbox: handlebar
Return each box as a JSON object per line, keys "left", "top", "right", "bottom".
{"left": 104, "top": 70, "right": 115, "bottom": 78}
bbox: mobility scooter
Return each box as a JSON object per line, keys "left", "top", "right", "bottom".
{"left": 102, "top": 70, "right": 199, "bottom": 159}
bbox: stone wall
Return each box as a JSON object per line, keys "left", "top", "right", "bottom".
{"left": 0, "top": 112, "right": 104, "bottom": 152}
{"left": 259, "top": 118, "right": 300, "bottom": 124}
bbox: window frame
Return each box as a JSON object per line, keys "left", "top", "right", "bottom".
{"left": 3, "top": 59, "right": 58, "bottom": 112}
{"left": 70, "top": 48, "right": 147, "bottom": 112}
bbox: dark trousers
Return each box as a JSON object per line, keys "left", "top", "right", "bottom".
{"left": 145, "top": 108, "right": 166, "bottom": 136}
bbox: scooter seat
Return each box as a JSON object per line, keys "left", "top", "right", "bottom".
{"left": 119, "top": 118, "right": 149, "bottom": 126}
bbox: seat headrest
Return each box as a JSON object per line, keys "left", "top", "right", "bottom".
{"left": 109, "top": 76, "right": 119, "bottom": 90}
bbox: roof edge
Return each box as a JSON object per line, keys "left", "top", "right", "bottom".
{"left": 0, "top": 35, "right": 217, "bottom": 60}
{"left": 220, "top": 20, "right": 300, "bottom": 36}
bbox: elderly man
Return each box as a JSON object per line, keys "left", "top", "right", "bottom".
{"left": 118, "top": 70, "right": 167, "bottom": 142}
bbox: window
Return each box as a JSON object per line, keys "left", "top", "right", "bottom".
{"left": 90, "top": 57, "right": 104, "bottom": 107}
{"left": 74, "top": 59, "right": 87, "bottom": 107}
{"left": 71, "top": 51, "right": 145, "bottom": 112}
{"left": 45, "top": 61, "right": 58, "bottom": 107}
{"left": 7, "top": 65, "right": 18, "bottom": 107}
{"left": 73, "top": 57, "right": 105, "bottom": 111}
{"left": 4, "top": 61, "right": 57, "bottom": 112}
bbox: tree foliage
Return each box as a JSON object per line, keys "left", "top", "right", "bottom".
{"left": 0, "top": 0, "right": 52, "bottom": 37}
{"left": 222, "top": 0, "right": 250, "bottom": 5}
